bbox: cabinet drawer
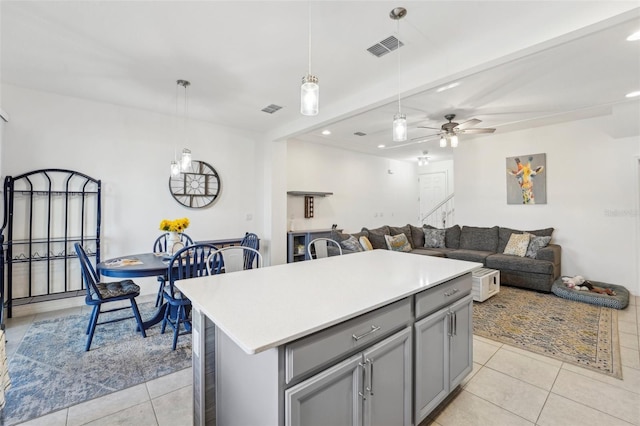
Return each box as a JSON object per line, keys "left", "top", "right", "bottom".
{"left": 285, "top": 298, "right": 412, "bottom": 384}
{"left": 415, "top": 273, "right": 472, "bottom": 320}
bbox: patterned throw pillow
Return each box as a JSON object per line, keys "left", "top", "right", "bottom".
{"left": 340, "top": 235, "right": 364, "bottom": 252}
{"left": 423, "top": 228, "right": 445, "bottom": 248}
{"left": 384, "top": 233, "right": 412, "bottom": 252}
{"left": 525, "top": 235, "right": 552, "bottom": 258}
{"left": 503, "top": 233, "right": 531, "bottom": 257}
{"left": 359, "top": 236, "right": 374, "bottom": 251}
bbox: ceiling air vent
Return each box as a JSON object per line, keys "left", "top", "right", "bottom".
{"left": 354, "top": 131, "right": 367, "bottom": 136}
{"left": 367, "top": 36, "right": 404, "bottom": 58}
{"left": 261, "top": 104, "right": 283, "bottom": 114}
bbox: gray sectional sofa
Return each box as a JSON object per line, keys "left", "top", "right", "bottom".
{"left": 330, "top": 224, "right": 561, "bottom": 293}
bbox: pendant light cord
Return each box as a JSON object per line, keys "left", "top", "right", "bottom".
{"left": 307, "top": 0, "right": 312, "bottom": 75}
{"left": 397, "top": 18, "right": 402, "bottom": 114}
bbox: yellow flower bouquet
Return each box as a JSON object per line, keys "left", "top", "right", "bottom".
{"left": 159, "top": 217, "right": 190, "bottom": 233}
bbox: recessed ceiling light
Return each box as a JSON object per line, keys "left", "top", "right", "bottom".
{"left": 627, "top": 31, "right": 640, "bottom": 41}
{"left": 321, "top": 129, "right": 331, "bottom": 135}
{"left": 378, "top": 144, "right": 386, "bottom": 149}
{"left": 626, "top": 91, "right": 640, "bottom": 98}
{"left": 436, "top": 82, "right": 460, "bottom": 93}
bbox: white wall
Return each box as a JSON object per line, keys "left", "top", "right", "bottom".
{"left": 1, "top": 84, "right": 264, "bottom": 295}
{"left": 286, "top": 140, "right": 419, "bottom": 234}
{"left": 454, "top": 106, "right": 640, "bottom": 295}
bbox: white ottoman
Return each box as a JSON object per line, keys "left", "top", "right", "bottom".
{"left": 472, "top": 268, "right": 500, "bottom": 302}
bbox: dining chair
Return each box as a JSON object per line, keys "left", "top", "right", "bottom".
{"left": 307, "top": 238, "right": 343, "bottom": 260}
{"left": 74, "top": 243, "right": 147, "bottom": 351}
{"left": 206, "top": 246, "right": 262, "bottom": 275}
{"left": 152, "top": 232, "right": 195, "bottom": 307}
{"left": 161, "top": 243, "right": 219, "bottom": 350}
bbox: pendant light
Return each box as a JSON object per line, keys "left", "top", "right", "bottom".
{"left": 301, "top": 1, "right": 319, "bottom": 116}
{"left": 170, "top": 80, "right": 192, "bottom": 176}
{"left": 390, "top": 7, "right": 407, "bottom": 142}
{"left": 439, "top": 135, "right": 447, "bottom": 148}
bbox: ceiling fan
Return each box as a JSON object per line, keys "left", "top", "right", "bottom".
{"left": 413, "top": 114, "right": 496, "bottom": 147}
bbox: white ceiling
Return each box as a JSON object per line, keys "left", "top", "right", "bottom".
{"left": 2, "top": 1, "right": 639, "bottom": 163}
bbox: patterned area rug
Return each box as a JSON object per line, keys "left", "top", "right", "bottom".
{"left": 1, "top": 302, "right": 192, "bottom": 425}
{"left": 473, "top": 286, "right": 622, "bottom": 379}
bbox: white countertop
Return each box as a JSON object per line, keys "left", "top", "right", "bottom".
{"left": 176, "top": 250, "right": 481, "bottom": 355}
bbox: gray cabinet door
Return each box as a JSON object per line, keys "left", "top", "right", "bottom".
{"left": 414, "top": 306, "right": 449, "bottom": 424}
{"left": 449, "top": 294, "right": 473, "bottom": 389}
{"left": 285, "top": 353, "right": 362, "bottom": 426}
{"left": 363, "top": 326, "right": 412, "bottom": 426}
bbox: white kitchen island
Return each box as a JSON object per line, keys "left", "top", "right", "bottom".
{"left": 176, "top": 249, "right": 481, "bottom": 426}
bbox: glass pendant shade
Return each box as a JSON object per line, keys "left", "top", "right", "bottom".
{"left": 440, "top": 135, "right": 447, "bottom": 147}
{"left": 392, "top": 113, "right": 407, "bottom": 142}
{"left": 180, "top": 148, "right": 192, "bottom": 171}
{"left": 450, "top": 135, "right": 459, "bottom": 148}
{"left": 170, "top": 160, "right": 180, "bottom": 177}
{"left": 301, "top": 75, "right": 319, "bottom": 116}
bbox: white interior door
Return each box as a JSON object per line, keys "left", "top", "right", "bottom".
{"left": 419, "top": 172, "right": 447, "bottom": 223}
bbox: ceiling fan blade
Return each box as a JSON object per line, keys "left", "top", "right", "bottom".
{"left": 411, "top": 132, "right": 440, "bottom": 141}
{"left": 417, "top": 126, "right": 441, "bottom": 130}
{"left": 455, "top": 118, "right": 482, "bottom": 130}
{"left": 459, "top": 128, "right": 496, "bottom": 134}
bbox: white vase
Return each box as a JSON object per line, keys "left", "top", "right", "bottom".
{"left": 167, "top": 231, "right": 184, "bottom": 255}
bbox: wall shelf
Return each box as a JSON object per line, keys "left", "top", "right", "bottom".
{"left": 287, "top": 191, "right": 333, "bottom": 197}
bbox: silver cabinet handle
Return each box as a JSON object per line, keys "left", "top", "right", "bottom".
{"left": 352, "top": 325, "right": 381, "bottom": 341}
{"left": 447, "top": 312, "right": 453, "bottom": 337}
{"left": 444, "top": 288, "right": 459, "bottom": 297}
{"left": 367, "top": 358, "right": 374, "bottom": 396}
{"left": 454, "top": 312, "right": 457, "bottom": 336}
{"left": 358, "top": 361, "right": 367, "bottom": 400}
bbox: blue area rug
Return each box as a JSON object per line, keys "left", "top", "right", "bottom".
{"left": 1, "top": 302, "right": 192, "bottom": 425}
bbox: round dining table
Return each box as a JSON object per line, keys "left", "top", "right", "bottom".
{"left": 97, "top": 252, "right": 171, "bottom": 330}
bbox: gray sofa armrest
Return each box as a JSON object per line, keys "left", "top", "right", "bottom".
{"left": 536, "top": 243, "right": 561, "bottom": 279}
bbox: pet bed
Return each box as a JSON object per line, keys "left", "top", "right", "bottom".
{"left": 551, "top": 278, "right": 629, "bottom": 309}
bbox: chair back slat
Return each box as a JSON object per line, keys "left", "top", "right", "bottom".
{"left": 166, "top": 243, "right": 219, "bottom": 296}
{"left": 74, "top": 243, "right": 101, "bottom": 300}
{"left": 307, "top": 238, "right": 343, "bottom": 259}
{"left": 240, "top": 232, "right": 260, "bottom": 269}
{"left": 153, "top": 232, "right": 194, "bottom": 253}
{"left": 207, "top": 246, "right": 262, "bottom": 275}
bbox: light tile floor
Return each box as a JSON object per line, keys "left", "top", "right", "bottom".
{"left": 5, "top": 295, "right": 640, "bottom": 426}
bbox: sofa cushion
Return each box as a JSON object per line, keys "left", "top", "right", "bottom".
{"left": 485, "top": 254, "right": 554, "bottom": 275}
{"left": 362, "top": 226, "right": 390, "bottom": 250}
{"left": 423, "top": 228, "right": 445, "bottom": 248}
{"left": 331, "top": 230, "right": 368, "bottom": 243}
{"left": 340, "top": 235, "right": 364, "bottom": 253}
{"left": 503, "top": 233, "right": 531, "bottom": 257}
{"left": 410, "top": 248, "right": 446, "bottom": 257}
{"left": 498, "top": 227, "right": 554, "bottom": 253}
{"left": 459, "top": 226, "right": 499, "bottom": 252}
{"left": 408, "top": 224, "right": 425, "bottom": 249}
{"left": 424, "top": 224, "right": 461, "bottom": 249}
{"left": 389, "top": 225, "right": 411, "bottom": 238}
{"left": 525, "top": 235, "right": 552, "bottom": 258}
{"left": 446, "top": 249, "right": 494, "bottom": 263}
{"left": 384, "top": 233, "right": 412, "bottom": 252}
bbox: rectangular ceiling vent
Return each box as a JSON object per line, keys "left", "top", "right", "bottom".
{"left": 354, "top": 131, "right": 367, "bottom": 136}
{"left": 367, "top": 36, "right": 404, "bottom": 58}
{"left": 261, "top": 104, "right": 283, "bottom": 114}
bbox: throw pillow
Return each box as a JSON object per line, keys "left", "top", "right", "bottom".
{"left": 340, "top": 235, "right": 364, "bottom": 252}
{"left": 362, "top": 226, "right": 390, "bottom": 250}
{"left": 359, "top": 236, "right": 374, "bottom": 251}
{"left": 503, "top": 233, "right": 531, "bottom": 257}
{"left": 423, "top": 228, "right": 445, "bottom": 248}
{"left": 525, "top": 235, "right": 552, "bottom": 258}
{"left": 384, "top": 233, "right": 412, "bottom": 253}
